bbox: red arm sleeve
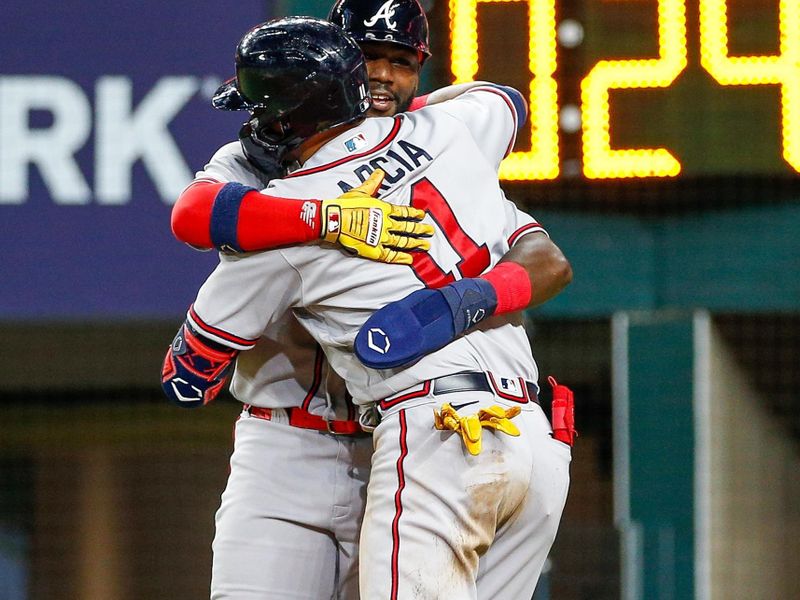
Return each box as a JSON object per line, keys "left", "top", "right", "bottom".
{"left": 171, "top": 180, "right": 323, "bottom": 251}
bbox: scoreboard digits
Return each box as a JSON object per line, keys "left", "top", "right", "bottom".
{"left": 448, "top": 0, "right": 799, "bottom": 179}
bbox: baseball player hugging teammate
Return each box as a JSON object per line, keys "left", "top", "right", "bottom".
{"left": 161, "top": 2, "right": 574, "bottom": 599}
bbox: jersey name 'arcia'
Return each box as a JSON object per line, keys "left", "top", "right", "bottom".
{"left": 336, "top": 139, "right": 433, "bottom": 193}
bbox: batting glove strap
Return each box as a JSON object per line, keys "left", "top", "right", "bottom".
{"left": 320, "top": 200, "right": 382, "bottom": 249}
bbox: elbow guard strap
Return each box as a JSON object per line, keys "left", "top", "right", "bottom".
{"left": 161, "top": 321, "right": 239, "bottom": 408}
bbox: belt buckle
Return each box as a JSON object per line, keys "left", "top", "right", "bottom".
{"left": 325, "top": 418, "right": 358, "bottom": 436}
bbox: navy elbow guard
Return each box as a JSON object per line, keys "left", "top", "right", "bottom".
{"left": 161, "top": 321, "right": 238, "bottom": 408}
{"left": 355, "top": 278, "right": 498, "bottom": 370}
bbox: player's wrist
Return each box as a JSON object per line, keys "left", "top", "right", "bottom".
{"left": 319, "top": 200, "right": 341, "bottom": 243}
{"left": 479, "top": 261, "right": 532, "bottom": 315}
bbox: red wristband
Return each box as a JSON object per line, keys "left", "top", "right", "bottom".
{"left": 480, "top": 261, "right": 532, "bottom": 314}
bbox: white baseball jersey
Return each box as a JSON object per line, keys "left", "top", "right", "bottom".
{"left": 191, "top": 87, "right": 547, "bottom": 405}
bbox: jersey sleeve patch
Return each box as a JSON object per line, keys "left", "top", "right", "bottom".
{"left": 187, "top": 305, "right": 258, "bottom": 351}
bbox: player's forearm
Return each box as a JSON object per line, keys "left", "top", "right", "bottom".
{"left": 496, "top": 233, "right": 572, "bottom": 309}
{"left": 474, "top": 233, "right": 572, "bottom": 316}
{"left": 171, "top": 180, "right": 321, "bottom": 252}
{"left": 354, "top": 235, "right": 572, "bottom": 369}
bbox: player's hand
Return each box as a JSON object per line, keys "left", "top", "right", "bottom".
{"left": 320, "top": 170, "right": 434, "bottom": 265}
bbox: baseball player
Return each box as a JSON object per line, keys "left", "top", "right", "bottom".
{"left": 167, "top": 4, "right": 436, "bottom": 599}
{"left": 163, "top": 16, "right": 572, "bottom": 600}
{"left": 163, "top": 2, "right": 570, "bottom": 599}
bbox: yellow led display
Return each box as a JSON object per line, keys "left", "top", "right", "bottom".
{"left": 449, "top": 0, "right": 560, "bottom": 180}
{"left": 448, "top": 0, "right": 798, "bottom": 179}
{"left": 581, "top": 0, "right": 687, "bottom": 179}
{"left": 699, "top": 0, "right": 800, "bottom": 171}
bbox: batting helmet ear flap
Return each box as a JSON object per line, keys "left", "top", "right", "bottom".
{"left": 212, "top": 77, "right": 249, "bottom": 111}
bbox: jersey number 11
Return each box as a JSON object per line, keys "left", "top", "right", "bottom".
{"left": 408, "top": 178, "right": 490, "bottom": 288}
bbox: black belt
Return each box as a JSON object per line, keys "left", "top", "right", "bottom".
{"left": 379, "top": 371, "right": 540, "bottom": 411}
{"left": 431, "top": 372, "right": 539, "bottom": 403}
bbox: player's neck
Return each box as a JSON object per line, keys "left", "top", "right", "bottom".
{"left": 296, "top": 120, "right": 365, "bottom": 164}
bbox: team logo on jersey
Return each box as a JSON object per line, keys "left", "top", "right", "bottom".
{"left": 344, "top": 133, "right": 368, "bottom": 153}
{"left": 300, "top": 200, "right": 317, "bottom": 228}
{"left": 364, "top": 0, "right": 398, "bottom": 30}
{"left": 367, "top": 328, "right": 391, "bottom": 354}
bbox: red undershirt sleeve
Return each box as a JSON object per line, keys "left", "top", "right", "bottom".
{"left": 171, "top": 180, "right": 322, "bottom": 252}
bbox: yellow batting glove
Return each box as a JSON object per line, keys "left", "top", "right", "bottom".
{"left": 434, "top": 403, "right": 483, "bottom": 455}
{"left": 320, "top": 170, "right": 434, "bottom": 265}
{"left": 434, "top": 403, "right": 521, "bottom": 456}
{"left": 477, "top": 405, "right": 521, "bottom": 437}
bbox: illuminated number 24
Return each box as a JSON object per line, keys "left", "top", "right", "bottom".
{"left": 449, "top": 0, "right": 800, "bottom": 179}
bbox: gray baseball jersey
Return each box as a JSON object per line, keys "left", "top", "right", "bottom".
{"left": 191, "top": 89, "right": 546, "bottom": 405}
{"left": 192, "top": 143, "right": 358, "bottom": 417}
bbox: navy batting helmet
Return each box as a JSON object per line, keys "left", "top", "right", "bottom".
{"left": 212, "top": 17, "right": 370, "bottom": 154}
{"left": 329, "top": 0, "right": 431, "bottom": 63}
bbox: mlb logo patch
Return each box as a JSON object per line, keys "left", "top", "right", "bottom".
{"left": 499, "top": 378, "right": 520, "bottom": 395}
{"left": 344, "top": 133, "right": 368, "bottom": 153}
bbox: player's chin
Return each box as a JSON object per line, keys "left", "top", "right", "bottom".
{"left": 367, "top": 103, "right": 396, "bottom": 118}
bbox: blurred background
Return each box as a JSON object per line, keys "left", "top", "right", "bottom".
{"left": 1, "top": 0, "right": 798, "bottom": 598}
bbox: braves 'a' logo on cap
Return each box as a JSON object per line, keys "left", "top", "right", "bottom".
{"left": 364, "top": 0, "right": 398, "bottom": 30}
